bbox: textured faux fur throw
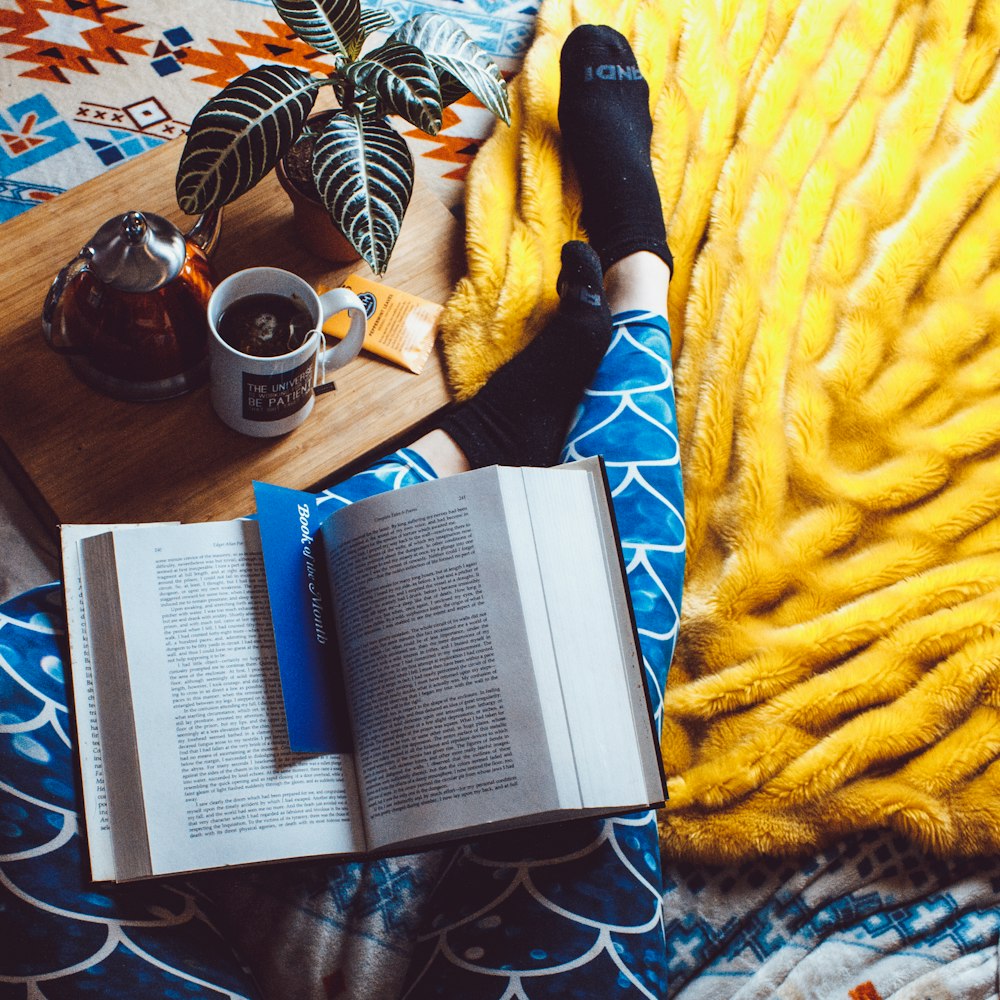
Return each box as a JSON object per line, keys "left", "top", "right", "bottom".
{"left": 441, "top": 0, "right": 1000, "bottom": 861}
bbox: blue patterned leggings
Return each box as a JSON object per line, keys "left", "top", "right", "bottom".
{"left": 0, "top": 309, "right": 683, "bottom": 998}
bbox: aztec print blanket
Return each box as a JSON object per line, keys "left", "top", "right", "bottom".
{"left": 442, "top": 0, "right": 1000, "bottom": 863}
{"left": 0, "top": 0, "right": 532, "bottom": 220}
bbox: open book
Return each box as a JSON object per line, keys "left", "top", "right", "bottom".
{"left": 62, "top": 459, "right": 665, "bottom": 883}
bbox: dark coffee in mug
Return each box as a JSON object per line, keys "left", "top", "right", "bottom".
{"left": 218, "top": 293, "right": 314, "bottom": 357}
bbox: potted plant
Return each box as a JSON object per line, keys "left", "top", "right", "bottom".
{"left": 175, "top": 0, "right": 510, "bottom": 275}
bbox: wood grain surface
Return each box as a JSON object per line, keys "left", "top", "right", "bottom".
{"left": 1, "top": 140, "right": 464, "bottom": 531}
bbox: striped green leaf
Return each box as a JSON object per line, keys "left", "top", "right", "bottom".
{"left": 358, "top": 6, "right": 394, "bottom": 41}
{"left": 390, "top": 12, "right": 510, "bottom": 123}
{"left": 273, "top": 0, "right": 361, "bottom": 58}
{"left": 312, "top": 111, "right": 413, "bottom": 275}
{"left": 176, "top": 64, "right": 318, "bottom": 214}
{"left": 343, "top": 41, "right": 442, "bottom": 135}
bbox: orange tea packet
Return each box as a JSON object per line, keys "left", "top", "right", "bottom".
{"left": 320, "top": 274, "right": 442, "bottom": 374}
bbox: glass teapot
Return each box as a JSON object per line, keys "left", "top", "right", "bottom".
{"left": 42, "top": 209, "right": 222, "bottom": 401}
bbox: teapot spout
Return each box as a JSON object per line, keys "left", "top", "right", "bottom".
{"left": 186, "top": 207, "right": 223, "bottom": 255}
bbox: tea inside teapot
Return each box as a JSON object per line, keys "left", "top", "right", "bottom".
{"left": 42, "top": 209, "right": 222, "bottom": 401}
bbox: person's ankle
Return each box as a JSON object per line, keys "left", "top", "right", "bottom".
{"left": 408, "top": 428, "right": 472, "bottom": 477}
{"left": 605, "top": 251, "right": 672, "bottom": 316}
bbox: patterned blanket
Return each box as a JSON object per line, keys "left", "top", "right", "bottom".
{"left": 0, "top": 0, "right": 532, "bottom": 222}
{"left": 442, "top": 0, "right": 1000, "bottom": 863}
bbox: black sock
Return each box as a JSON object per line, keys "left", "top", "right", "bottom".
{"left": 439, "top": 241, "right": 612, "bottom": 468}
{"left": 558, "top": 24, "right": 672, "bottom": 274}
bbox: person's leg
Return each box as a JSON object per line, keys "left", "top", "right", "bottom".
{"left": 399, "top": 26, "right": 683, "bottom": 999}
{"left": 433, "top": 239, "right": 613, "bottom": 470}
{"left": 565, "top": 253, "right": 683, "bottom": 719}
{"left": 399, "top": 257, "right": 680, "bottom": 1000}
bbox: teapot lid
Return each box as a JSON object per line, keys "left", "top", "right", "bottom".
{"left": 88, "top": 212, "right": 187, "bottom": 293}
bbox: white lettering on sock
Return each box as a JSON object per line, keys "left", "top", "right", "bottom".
{"left": 584, "top": 64, "right": 642, "bottom": 82}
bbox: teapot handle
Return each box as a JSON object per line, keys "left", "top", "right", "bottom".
{"left": 41, "top": 248, "right": 93, "bottom": 355}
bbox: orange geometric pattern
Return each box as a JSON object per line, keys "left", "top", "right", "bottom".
{"left": 400, "top": 103, "right": 481, "bottom": 184}
{"left": 1, "top": 111, "right": 48, "bottom": 156}
{"left": 849, "top": 982, "right": 885, "bottom": 1000}
{"left": 0, "top": 0, "right": 151, "bottom": 84}
{"left": 181, "top": 19, "right": 336, "bottom": 91}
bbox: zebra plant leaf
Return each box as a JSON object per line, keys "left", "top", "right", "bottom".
{"left": 358, "top": 6, "right": 394, "bottom": 42}
{"left": 390, "top": 12, "right": 510, "bottom": 123}
{"left": 273, "top": 0, "right": 361, "bottom": 58}
{"left": 312, "top": 111, "right": 413, "bottom": 275}
{"left": 344, "top": 42, "right": 442, "bottom": 135}
{"left": 176, "top": 64, "right": 318, "bottom": 214}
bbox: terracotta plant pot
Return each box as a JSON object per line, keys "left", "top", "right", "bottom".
{"left": 275, "top": 156, "right": 360, "bottom": 266}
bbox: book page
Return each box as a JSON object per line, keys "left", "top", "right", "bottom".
{"left": 560, "top": 460, "right": 666, "bottom": 800}
{"left": 516, "top": 467, "right": 651, "bottom": 808}
{"left": 107, "top": 520, "right": 365, "bottom": 877}
{"left": 61, "top": 524, "right": 134, "bottom": 882}
{"left": 80, "top": 532, "right": 151, "bottom": 880}
{"left": 322, "top": 469, "right": 560, "bottom": 850}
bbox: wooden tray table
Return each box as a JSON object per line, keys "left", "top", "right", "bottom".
{"left": 1, "top": 140, "right": 463, "bottom": 532}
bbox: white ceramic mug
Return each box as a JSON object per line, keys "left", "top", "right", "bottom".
{"left": 207, "top": 267, "right": 366, "bottom": 437}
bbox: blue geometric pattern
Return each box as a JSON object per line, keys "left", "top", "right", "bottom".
{"left": 0, "top": 176, "right": 63, "bottom": 215}
{"left": 85, "top": 129, "right": 164, "bottom": 168}
{"left": 151, "top": 27, "right": 195, "bottom": 77}
{"left": 0, "top": 95, "right": 78, "bottom": 177}
{"left": 662, "top": 830, "right": 1000, "bottom": 999}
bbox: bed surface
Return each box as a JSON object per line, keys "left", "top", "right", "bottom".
{"left": 2, "top": 2, "right": 997, "bottom": 998}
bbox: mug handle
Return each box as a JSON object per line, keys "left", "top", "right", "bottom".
{"left": 316, "top": 288, "right": 367, "bottom": 386}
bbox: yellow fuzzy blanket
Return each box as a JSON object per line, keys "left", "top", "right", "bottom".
{"left": 441, "top": 0, "right": 1000, "bottom": 861}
